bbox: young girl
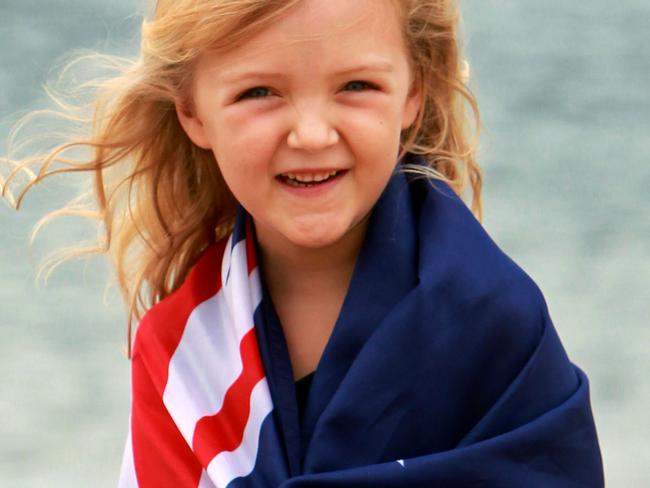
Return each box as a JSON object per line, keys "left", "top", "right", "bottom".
{"left": 3, "top": 0, "right": 604, "bottom": 486}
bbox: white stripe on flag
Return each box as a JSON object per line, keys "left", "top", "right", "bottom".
{"left": 117, "top": 419, "right": 139, "bottom": 487}
{"left": 205, "top": 378, "right": 274, "bottom": 487}
{"left": 221, "top": 234, "right": 234, "bottom": 287}
{"left": 221, "top": 236, "right": 262, "bottom": 335}
{"left": 198, "top": 469, "right": 218, "bottom": 488}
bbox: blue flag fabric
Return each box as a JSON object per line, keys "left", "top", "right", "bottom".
{"left": 237, "top": 156, "right": 604, "bottom": 486}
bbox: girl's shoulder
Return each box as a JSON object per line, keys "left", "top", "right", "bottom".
{"left": 413, "top": 175, "right": 550, "bottom": 336}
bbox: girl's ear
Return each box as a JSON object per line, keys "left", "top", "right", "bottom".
{"left": 401, "top": 79, "right": 423, "bottom": 130}
{"left": 175, "top": 101, "right": 212, "bottom": 150}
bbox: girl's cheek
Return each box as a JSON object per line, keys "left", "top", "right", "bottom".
{"left": 341, "top": 98, "right": 399, "bottom": 124}
{"left": 344, "top": 110, "right": 399, "bottom": 141}
{"left": 247, "top": 113, "right": 290, "bottom": 145}
{"left": 216, "top": 123, "right": 285, "bottom": 171}
{"left": 225, "top": 107, "right": 285, "bottom": 136}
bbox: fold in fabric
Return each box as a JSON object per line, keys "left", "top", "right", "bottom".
{"left": 119, "top": 155, "right": 604, "bottom": 487}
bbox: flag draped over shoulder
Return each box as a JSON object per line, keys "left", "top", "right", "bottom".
{"left": 119, "top": 156, "right": 604, "bottom": 487}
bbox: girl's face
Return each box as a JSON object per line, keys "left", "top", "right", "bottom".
{"left": 177, "top": 0, "right": 420, "bottom": 253}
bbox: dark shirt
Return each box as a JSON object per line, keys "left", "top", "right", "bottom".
{"left": 295, "top": 371, "right": 315, "bottom": 424}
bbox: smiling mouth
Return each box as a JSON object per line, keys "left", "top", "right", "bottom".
{"left": 277, "top": 170, "right": 346, "bottom": 188}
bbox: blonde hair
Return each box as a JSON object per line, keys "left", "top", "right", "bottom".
{"left": 2, "top": 0, "right": 481, "bottom": 356}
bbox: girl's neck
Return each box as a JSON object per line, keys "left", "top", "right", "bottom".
{"left": 254, "top": 217, "right": 370, "bottom": 379}
{"left": 255, "top": 217, "right": 369, "bottom": 298}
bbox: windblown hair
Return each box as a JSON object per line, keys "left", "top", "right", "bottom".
{"left": 1, "top": 0, "right": 481, "bottom": 356}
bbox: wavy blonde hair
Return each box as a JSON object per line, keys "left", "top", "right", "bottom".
{"left": 1, "top": 0, "right": 481, "bottom": 356}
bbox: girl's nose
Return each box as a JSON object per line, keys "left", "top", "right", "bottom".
{"left": 287, "top": 108, "right": 339, "bottom": 151}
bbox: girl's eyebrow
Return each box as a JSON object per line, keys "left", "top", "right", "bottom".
{"left": 219, "top": 61, "right": 395, "bottom": 84}
{"left": 334, "top": 61, "right": 395, "bottom": 76}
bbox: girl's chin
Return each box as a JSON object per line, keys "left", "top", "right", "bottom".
{"left": 281, "top": 216, "right": 370, "bottom": 252}
{"left": 282, "top": 228, "right": 350, "bottom": 250}
{"left": 253, "top": 211, "right": 370, "bottom": 255}
{"left": 259, "top": 221, "right": 358, "bottom": 253}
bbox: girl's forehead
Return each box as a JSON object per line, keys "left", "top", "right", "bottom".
{"left": 199, "top": 0, "right": 406, "bottom": 72}
{"left": 279, "top": 0, "right": 396, "bottom": 32}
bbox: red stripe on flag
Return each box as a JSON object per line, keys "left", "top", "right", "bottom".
{"left": 192, "top": 327, "right": 267, "bottom": 467}
{"left": 131, "top": 352, "right": 204, "bottom": 487}
{"left": 130, "top": 238, "right": 229, "bottom": 486}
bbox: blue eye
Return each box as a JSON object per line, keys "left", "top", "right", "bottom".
{"left": 343, "top": 80, "right": 375, "bottom": 92}
{"left": 238, "top": 86, "right": 272, "bottom": 100}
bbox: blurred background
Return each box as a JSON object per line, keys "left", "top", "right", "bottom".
{"left": 1, "top": 0, "right": 648, "bottom": 485}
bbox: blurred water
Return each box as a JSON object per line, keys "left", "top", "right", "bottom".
{"left": 1, "top": 0, "right": 648, "bottom": 486}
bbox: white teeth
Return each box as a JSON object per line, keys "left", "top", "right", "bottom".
{"left": 283, "top": 170, "right": 338, "bottom": 183}
{"left": 297, "top": 174, "right": 315, "bottom": 183}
